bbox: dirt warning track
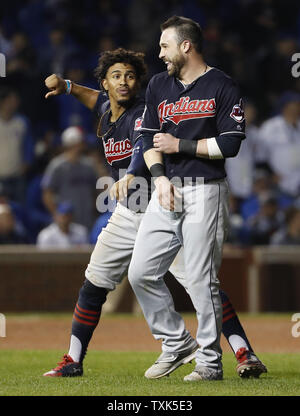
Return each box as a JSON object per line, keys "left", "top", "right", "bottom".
{"left": 0, "top": 314, "right": 299, "bottom": 353}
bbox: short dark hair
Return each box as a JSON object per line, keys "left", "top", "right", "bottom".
{"left": 94, "top": 48, "right": 147, "bottom": 90}
{"left": 160, "top": 16, "right": 203, "bottom": 54}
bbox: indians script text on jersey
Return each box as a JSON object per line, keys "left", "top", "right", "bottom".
{"left": 94, "top": 96, "right": 145, "bottom": 182}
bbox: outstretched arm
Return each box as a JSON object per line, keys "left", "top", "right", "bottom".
{"left": 44, "top": 74, "right": 100, "bottom": 111}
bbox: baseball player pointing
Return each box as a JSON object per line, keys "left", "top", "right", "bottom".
{"left": 43, "top": 46, "right": 266, "bottom": 379}
{"left": 128, "top": 16, "right": 249, "bottom": 381}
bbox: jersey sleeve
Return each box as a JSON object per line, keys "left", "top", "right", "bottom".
{"left": 126, "top": 137, "right": 146, "bottom": 176}
{"left": 129, "top": 103, "right": 145, "bottom": 146}
{"left": 215, "top": 78, "right": 246, "bottom": 138}
{"left": 140, "top": 78, "right": 160, "bottom": 133}
{"left": 140, "top": 78, "right": 161, "bottom": 153}
{"left": 93, "top": 93, "right": 109, "bottom": 117}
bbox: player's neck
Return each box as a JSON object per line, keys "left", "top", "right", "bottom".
{"left": 65, "top": 149, "right": 81, "bottom": 162}
{"left": 58, "top": 223, "right": 70, "bottom": 234}
{"left": 0, "top": 108, "right": 13, "bottom": 121}
{"left": 110, "top": 101, "right": 127, "bottom": 122}
{"left": 283, "top": 112, "right": 299, "bottom": 128}
{"left": 179, "top": 57, "right": 208, "bottom": 85}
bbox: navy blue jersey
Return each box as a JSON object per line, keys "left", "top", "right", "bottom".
{"left": 141, "top": 68, "right": 246, "bottom": 181}
{"left": 94, "top": 94, "right": 145, "bottom": 181}
{"left": 94, "top": 94, "right": 151, "bottom": 211}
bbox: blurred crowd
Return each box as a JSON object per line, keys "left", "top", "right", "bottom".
{"left": 0, "top": 0, "right": 300, "bottom": 247}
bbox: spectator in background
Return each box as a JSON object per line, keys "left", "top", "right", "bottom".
{"left": 240, "top": 165, "right": 275, "bottom": 221}
{"left": 246, "top": 192, "right": 284, "bottom": 245}
{"left": 37, "top": 201, "right": 88, "bottom": 248}
{"left": 226, "top": 194, "right": 246, "bottom": 246}
{"left": 0, "top": 203, "right": 28, "bottom": 244}
{"left": 4, "top": 31, "right": 46, "bottom": 125}
{"left": 0, "top": 187, "right": 30, "bottom": 241}
{"left": 0, "top": 24, "right": 12, "bottom": 55}
{"left": 226, "top": 101, "right": 260, "bottom": 200}
{"left": 258, "top": 91, "right": 300, "bottom": 198}
{"left": 55, "top": 58, "right": 98, "bottom": 133}
{"left": 0, "top": 87, "right": 34, "bottom": 203}
{"left": 1, "top": 0, "right": 300, "bottom": 249}
{"left": 6, "top": 31, "right": 36, "bottom": 72}
{"left": 257, "top": 36, "right": 299, "bottom": 109}
{"left": 89, "top": 210, "right": 113, "bottom": 245}
{"left": 24, "top": 128, "right": 58, "bottom": 241}
{"left": 39, "top": 27, "right": 77, "bottom": 76}
{"left": 271, "top": 206, "right": 300, "bottom": 245}
{"left": 88, "top": 36, "right": 117, "bottom": 79}
{"left": 41, "top": 126, "right": 99, "bottom": 230}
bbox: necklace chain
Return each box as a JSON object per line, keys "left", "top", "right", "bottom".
{"left": 97, "top": 109, "right": 126, "bottom": 139}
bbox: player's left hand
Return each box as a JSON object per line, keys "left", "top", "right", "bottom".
{"left": 153, "top": 133, "right": 179, "bottom": 154}
{"left": 109, "top": 174, "right": 135, "bottom": 201}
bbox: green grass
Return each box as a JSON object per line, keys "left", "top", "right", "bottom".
{"left": 0, "top": 350, "right": 300, "bottom": 396}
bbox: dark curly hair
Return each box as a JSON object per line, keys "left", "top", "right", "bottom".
{"left": 94, "top": 48, "right": 147, "bottom": 91}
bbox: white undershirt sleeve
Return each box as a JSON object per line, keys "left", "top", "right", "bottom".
{"left": 206, "top": 137, "right": 224, "bottom": 159}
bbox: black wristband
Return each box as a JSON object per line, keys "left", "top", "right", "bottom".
{"left": 149, "top": 163, "right": 165, "bottom": 178}
{"left": 178, "top": 139, "right": 198, "bottom": 157}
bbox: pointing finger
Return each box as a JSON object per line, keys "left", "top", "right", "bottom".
{"left": 45, "top": 90, "right": 57, "bottom": 99}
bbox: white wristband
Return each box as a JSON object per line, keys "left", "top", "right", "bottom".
{"left": 206, "top": 137, "right": 224, "bottom": 159}
{"left": 65, "top": 79, "right": 73, "bottom": 95}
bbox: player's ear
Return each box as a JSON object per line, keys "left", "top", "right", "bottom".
{"left": 181, "top": 40, "right": 191, "bottom": 54}
{"left": 102, "top": 79, "right": 108, "bottom": 92}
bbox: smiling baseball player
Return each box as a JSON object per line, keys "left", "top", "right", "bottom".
{"left": 43, "top": 47, "right": 266, "bottom": 379}
{"left": 128, "top": 16, "right": 260, "bottom": 381}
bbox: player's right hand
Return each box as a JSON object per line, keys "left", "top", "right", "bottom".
{"left": 110, "top": 174, "right": 135, "bottom": 202}
{"left": 44, "top": 74, "right": 67, "bottom": 99}
{"left": 154, "top": 176, "right": 177, "bottom": 211}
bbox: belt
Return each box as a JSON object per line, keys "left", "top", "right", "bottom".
{"left": 169, "top": 177, "right": 226, "bottom": 186}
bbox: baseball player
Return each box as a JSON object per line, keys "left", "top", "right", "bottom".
{"left": 42, "top": 48, "right": 266, "bottom": 379}
{"left": 127, "top": 16, "right": 262, "bottom": 381}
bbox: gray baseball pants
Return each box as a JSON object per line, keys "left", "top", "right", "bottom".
{"left": 128, "top": 180, "right": 229, "bottom": 369}
{"left": 85, "top": 202, "right": 195, "bottom": 350}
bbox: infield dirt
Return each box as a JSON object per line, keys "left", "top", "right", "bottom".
{"left": 0, "top": 314, "right": 298, "bottom": 353}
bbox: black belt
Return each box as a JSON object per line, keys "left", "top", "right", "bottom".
{"left": 168, "top": 177, "right": 226, "bottom": 186}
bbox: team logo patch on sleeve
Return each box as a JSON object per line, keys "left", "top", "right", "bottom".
{"left": 134, "top": 117, "right": 143, "bottom": 131}
{"left": 230, "top": 99, "right": 245, "bottom": 123}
